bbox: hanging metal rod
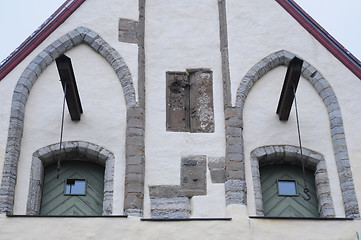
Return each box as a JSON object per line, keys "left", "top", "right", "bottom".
{"left": 293, "top": 84, "right": 311, "bottom": 201}
{"left": 57, "top": 82, "right": 67, "bottom": 179}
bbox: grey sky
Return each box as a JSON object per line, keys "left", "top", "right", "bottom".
{"left": 0, "top": 0, "right": 360, "bottom": 63}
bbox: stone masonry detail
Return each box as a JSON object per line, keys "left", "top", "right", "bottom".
{"left": 208, "top": 157, "right": 226, "bottom": 184}
{"left": 149, "top": 156, "right": 207, "bottom": 218}
{"left": 250, "top": 145, "right": 335, "bottom": 218}
{"left": 227, "top": 50, "right": 360, "bottom": 218}
{"left": 166, "top": 69, "right": 215, "bottom": 133}
{"left": 27, "top": 141, "right": 115, "bottom": 215}
{"left": 0, "top": 27, "right": 142, "bottom": 215}
{"left": 124, "top": 106, "right": 145, "bottom": 216}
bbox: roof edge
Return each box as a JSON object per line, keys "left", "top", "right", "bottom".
{"left": 1, "top": 0, "right": 360, "bottom": 81}
{"left": 276, "top": 0, "right": 361, "bottom": 80}
{"left": 0, "top": 0, "right": 86, "bottom": 81}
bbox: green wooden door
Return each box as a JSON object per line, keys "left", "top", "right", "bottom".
{"left": 260, "top": 165, "right": 318, "bottom": 217}
{"left": 40, "top": 161, "right": 104, "bottom": 216}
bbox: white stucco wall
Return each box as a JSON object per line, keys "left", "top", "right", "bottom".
{"left": 226, "top": 0, "right": 361, "bottom": 217}
{"left": 243, "top": 68, "right": 344, "bottom": 216}
{"left": 1, "top": 0, "right": 140, "bottom": 215}
{"left": 144, "top": 0, "right": 226, "bottom": 218}
{"left": 0, "top": 0, "right": 361, "bottom": 238}
{"left": 13, "top": 45, "right": 128, "bottom": 214}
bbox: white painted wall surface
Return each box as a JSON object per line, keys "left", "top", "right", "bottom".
{"left": 1, "top": 210, "right": 361, "bottom": 240}
{"left": 13, "top": 45, "right": 128, "bottom": 214}
{"left": 243, "top": 68, "right": 344, "bottom": 216}
{"left": 1, "top": 0, "right": 139, "bottom": 215}
{"left": 0, "top": 0, "right": 361, "bottom": 237}
{"left": 144, "top": 0, "right": 226, "bottom": 218}
{"left": 226, "top": 0, "right": 361, "bottom": 217}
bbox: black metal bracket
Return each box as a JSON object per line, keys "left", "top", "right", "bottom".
{"left": 55, "top": 54, "right": 83, "bottom": 121}
{"left": 276, "top": 57, "right": 304, "bottom": 121}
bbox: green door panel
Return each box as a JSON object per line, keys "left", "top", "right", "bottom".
{"left": 40, "top": 161, "right": 104, "bottom": 216}
{"left": 260, "top": 165, "right": 319, "bottom": 217}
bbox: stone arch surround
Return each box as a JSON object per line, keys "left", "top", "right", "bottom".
{"left": 250, "top": 145, "right": 334, "bottom": 218}
{"left": 0, "top": 27, "right": 145, "bottom": 216}
{"left": 224, "top": 50, "right": 360, "bottom": 218}
{"left": 26, "top": 141, "right": 115, "bottom": 215}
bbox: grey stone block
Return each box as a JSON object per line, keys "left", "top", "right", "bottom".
{"left": 126, "top": 127, "right": 144, "bottom": 137}
{"left": 84, "top": 30, "right": 99, "bottom": 45}
{"left": 125, "top": 145, "right": 145, "bottom": 157}
{"left": 126, "top": 155, "right": 144, "bottom": 165}
{"left": 118, "top": 18, "right": 139, "bottom": 44}
{"left": 126, "top": 173, "right": 144, "bottom": 184}
{"left": 21, "top": 69, "right": 37, "bottom": 83}
{"left": 52, "top": 40, "right": 66, "bottom": 55}
{"left": 67, "top": 29, "right": 83, "bottom": 46}
{"left": 126, "top": 164, "right": 144, "bottom": 174}
{"left": 126, "top": 183, "right": 143, "bottom": 193}
{"left": 149, "top": 185, "right": 184, "bottom": 199}
{"left": 225, "top": 126, "right": 242, "bottom": 137}
{"left": 226, "top": 144, "right": 243, "bottom": 155}
{"left": 208, "top": 157, "right": 225, "bottom": 170}
{"left": 38, "top": 51, "right": 53, "bottom": 66}
{"left": 44, "top": 44, "right": 60, "bottom": 60}
{"left": 125, "top": 208, "right": 143, "bottom": 217}
{"left": 27, "top": 62, "right": 42, "bottom": 77}
{"left": 126, "top": 136, "right": 143, "bottom": 147}
{"left": 226, "top": 160, "right": 242, "bottom": 171}
{"left": 90, "top": 37, "right": 106, "bottom": 52}
{"left": 181, "top": 155, "right": 207, "bottom": 197}
{"left": 225, "top": 179, "right": 247, "bottom": 205}
{"left": 210, "top": 169, "right": 226, "bottom": 183}
{"left": 124, "top": 192, "right": 143, "bottom": 209}
{"left": 227, "top": 153, "right": 243, "bottom": 162}
{"left": 150, "top": 197, "right": 191, "bottom": 219}
{"left": 127, "top": 117, "right": 144, "bottom": 128}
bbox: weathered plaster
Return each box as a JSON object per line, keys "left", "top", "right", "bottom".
{"left": 0, "top": 27, "right": 140, "bottom": 215}
{"left": 228, "top": 50, "right": 359, "bottom": 218}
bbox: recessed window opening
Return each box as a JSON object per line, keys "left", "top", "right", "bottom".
{"left": 65, "top": 179, "right": 86, "bottom": 195}
{"left": 166, "top": 69, "right": 214, "bottom": 133}
{"left": 260, "top": 165, "right": 319, "bottom": 217}
{"left": 40, "top": 161, "right": 104, "bottom": 216}
{"left": 277, "top": 180, "right": 298, "bottom": 196}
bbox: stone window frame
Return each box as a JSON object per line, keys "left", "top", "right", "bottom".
{"left": 0, "top": 27, "right": 146, "bottom": 217}
{"left": 250, "top": 145, "right": 335, "bottom": 218}
{"left": 26, "top": 141, "right": 114, "bottom": 215}
{"left": 224, "top": 50, "right": 360, "bottom": 219}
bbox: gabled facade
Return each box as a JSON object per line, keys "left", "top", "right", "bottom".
{"left": 1, "top": 0, "right": 361, "bottom": 239}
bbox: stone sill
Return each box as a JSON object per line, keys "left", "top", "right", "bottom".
{"left": 249, "top": 216, "right": 354, "bottom": 220}
{"left": 6, "top": 214, "right": 128, "bottom": 218}
{"left": 141, "top": 218, "right": 232, "bottom": 221}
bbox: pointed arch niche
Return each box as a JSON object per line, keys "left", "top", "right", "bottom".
{"left": 224, "top": 50, "right": 359, "bottom": 219}
{"left": 0, "top": 27, "right": 145, "bottom": 216}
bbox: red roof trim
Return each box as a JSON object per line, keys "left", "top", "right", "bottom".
{"left": 0, "top": 0, "right": 85, "bottom": 81}
{"left": 276, "top": 0, "right": 361, "bottom": 80}
{"left": 1, "top": 0, "right": 360, "bottom": 81}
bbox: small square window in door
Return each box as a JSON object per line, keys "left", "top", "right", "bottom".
{"left": 65, "top": 179, "right": 86, "bottom": 195}
{"left": 277, "top": 180, "right": 298, "bottom": 196}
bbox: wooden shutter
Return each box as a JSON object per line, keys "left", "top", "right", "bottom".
{"left": 40, "top": 161, "right": 104, "bottom": 216}
{"left": 260, "top": 165, "right": 319, "bottom": 217}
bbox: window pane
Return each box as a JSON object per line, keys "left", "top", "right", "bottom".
{"left": 65, "top": 179, "right": 86, "bottom": 195}
{"left": 278, "top": 180, "right": 297, "bottom": 195}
